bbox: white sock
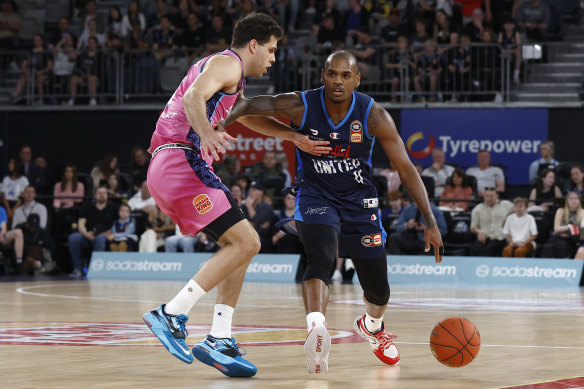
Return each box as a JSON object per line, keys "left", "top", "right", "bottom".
{"left": 209, "top": 304, "right": 235, "bottom": 338}
{"left": 306, "top": 311, "right": 326, "bottom": 332}
{"left": 364, "top": 313, "right": 383, "bottom": 334}
{"left": 165, "top": 279, "right": 206, "bottom": 316}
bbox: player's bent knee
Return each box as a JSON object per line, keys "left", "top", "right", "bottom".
{"left": 363, "top": 285, "right": 390, "bottom": 307}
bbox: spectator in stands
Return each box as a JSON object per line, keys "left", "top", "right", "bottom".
{"left": 528, "top": 169, "right": 563, "bottom": 212}
{"left": 128, "top": 181, "right": 156, "bottom": 213}
{"left": 11, "top": 34, "right": 53, "bottom": 105}
{"left": 251, "top": 150, "right": 286, "bottom": 190}
{"left": 272, "top": 193, "right": 303, "bottom": 253}
{"left": 485, "top": 0, "right": 521, "bottom": 31}
{"left": 215, "top": 154, "right": 241, "bottom": 186}
{"left": 107, "top": 203, "right": 137, "bottom": 252}
{"left": 469, "top": 187, "right": 513, "bottom": 256}
{"left": 68, "top": 36, "right": 103, "bottom": 106}
{"left": 107, "top": 6, "right": 126, "bottom": 38}
{"left": 12, "top": 185, "right": 48, "bottom": 229}
{"left": 177, "top": 12, "right": 205, "bottom": 62}
{"left": 410, "top": 18, "right": 432, "bottom": 56}
{"left": 433, "top": 9, "right": 459, "bottom": 49}
{"left": 230, "top": 183, "right": 245, "bottom": 205}
{"left": 105, "top": 173, "right": 128, "bottom": 203}
{"left": 414, "top": 43, "right": 442, "bottom": 102}
{"left": 77, "top": 19, "right": 106, "bottom": 49}
{"left": 439, "top": 168, "right": 474, "bottom": 211}
{"left": 139, "top": 204, "right": 175, "bottom": 252}
{"left": 130, "top": 146, "right": 151, "bottom": 193}
{"left": 528, "top": 140, "right": 559, "bottom": 184}
{"left": 122, "top": 0, "right": 147, "bottom": 37}
{"left": 499, "top": 17, "right": 522, "bottom": 85}
{"left": 54, "top": 164, "right": 85, "bottom": 209}
{"left": 165, "top": 225, "right": 197, "bottom": 252}
{"left": 317, "top": 13, "right": 344, "bottom": 49}
{"left": 387, "top": 200, "right": 447, "bottom": 255}
{"left": 444, "top": 34, "right": 472, "bottom": 102}
{"left": 50, "top": 18, "right": 76, "bottom": 49}
{"left": 1, "top": 158, "right": 28, "bottom": 222}
{"left": 33, "top": 156, "right": 52, "bottom": 197}
{"left": 317, "top": 0, "right": 342, "bottom": 27}
{"left": 148, "top": 0, "right": 169, "bottom": 31}
{"left": 344, "top": 0, "right": 370, "bottom": 34}
{"left": 378, "top": 161, "right": 402, "bottom": 193}
{"left": 466, "top": 149, "right": 505, "bottom": 197}
{"left": 565, "top": 165, "right": 584, "bottom": 197}
{"left": 205, "top": 15, "right": 232, "bottom": 51}
{"left": 455, "top": 0, "right": 484, "bottom": 25}
{"left": 382, "top": 190, "right": 405, "bottom": 219}
{"left": 516, "top": 0, "right": 550, "bottom": 42}
{"left": 541, "top": 191, "right": 584, "bottom": 258}
{"left": 0, "top": 0, "right": 21, "bottom": 49}
{"left": 152, "top": 15, "right": 177, "bottom": 63}
{"left": 422, "top": 148, "right": 454, "bottom": 197}
{"left": 380, "top": 8, "right": 408, "bottom": 46}
{"left": 170, "top": 0, "right": 191, "bottom": 35}
{"left": 68, "top": 186, "right": 116, "bottom": 277}
{"left": 386, "top": 36, "right": 415, "bottom": 102}
{"left": 17, "top": 213, "right": 56, "bottom": 275}
{"left": 348, "top": 26, "right": 383, "bottom": 80}
{"left": 75, "top": 0, "right": 104, "bottom": 38}
{"left": 275, "top": 152, "right": 292, "bottom": 187}
{"left": 241, "top": 181, "right": 274, "bottom": 252}
{"left": 18, "top": 146, "right": 44, "bottom": 194}
{"left": 91, "top": 154, "right": 120, "bottom": 190}
{"left": 502, "top": 196, "right": 538, "bottom": 257}
{"left": 52, "top": 33, "right": 77, "bottom": 98}
{"left": 232, "top": 174, "right": 250, "bottom": 198}
{"left": 0, "top": 204, "right": 24, "bottom": 269}
{"left": 463, "top": 8, "right": 489, "bottom": 43}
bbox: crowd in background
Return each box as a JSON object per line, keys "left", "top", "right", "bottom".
{"left": 1, "top": 0, "right": 578, "bottom": 105}
{"left": 0, "top": 139, "right": 584, "bottom": 277}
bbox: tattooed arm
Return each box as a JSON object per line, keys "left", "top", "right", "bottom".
{"left": 223, "top": 93, "right": 332, "bottom": 156}
{"left": 369, "top": 102, "right": 444, "bottom": 263}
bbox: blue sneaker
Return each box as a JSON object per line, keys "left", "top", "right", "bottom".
{"left": 193, "top": 335, "right": 257, "bottom": 377}
{"left": 143, "top": 304, "right": 194, "bottom": 364}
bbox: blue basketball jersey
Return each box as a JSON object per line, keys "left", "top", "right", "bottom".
{"left": 295, "top": 87, "right": 377, "bottom": 204}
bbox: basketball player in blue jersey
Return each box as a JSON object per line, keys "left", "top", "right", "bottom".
{"left": 223, "top": 51, "right": 444, "bottom": 373}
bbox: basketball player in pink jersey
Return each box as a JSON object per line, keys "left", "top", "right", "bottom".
{"left": 142, "top": 12, "right": 331, "bottom": 377}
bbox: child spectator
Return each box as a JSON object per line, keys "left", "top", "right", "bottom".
{"left": 108, "top": 203, "right": 137, "bottom": 251}
{"left": 502, "top": 197, "right": 538, "bottom": 257}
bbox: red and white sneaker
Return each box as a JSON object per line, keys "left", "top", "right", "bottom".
{"left": 353, "top": 315, "right": 400, "bottom": 365}
{"left": 304, "top": 321, "right": 331, "bottom": 374}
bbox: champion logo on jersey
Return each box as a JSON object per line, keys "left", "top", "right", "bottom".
{"left": 371, "top": 214, "right": 377, "bottom": 221}
{"left": 350, "top": 121, "right": 363, "bottom": 143}
{"left": 330, "top": 132, "right": 340, "bottom": 139}
{"left": 193, "top": 194, "right": 213, "bottom": 214}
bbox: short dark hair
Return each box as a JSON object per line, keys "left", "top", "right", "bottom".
{"left": 231, "top": 12, "right": 284, "bottom": 49}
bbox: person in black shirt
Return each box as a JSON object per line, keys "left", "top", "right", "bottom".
{"left": 205, "top": 15, "right": 232, "bottom": 51}
{"left": 68, "top": 186, "right": 116, "bottom": 277}
{"left": 380, "top": 9, "right": 408, "bottom": 46}
{"left": 177, "top": 12, "right": 205, "bottom": 61}
{"left": 68, "top": 36, "right": 103, "bottom": 106}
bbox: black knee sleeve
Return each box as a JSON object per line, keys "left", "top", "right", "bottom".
{"left": 297, "top": 222, "right": 338, "bottom": 286}
{"left": 352, "top": 255, "right": 390, "bottom": 306}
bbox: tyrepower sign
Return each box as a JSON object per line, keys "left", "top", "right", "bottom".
{"left": 225, "top": 120, "right": 296, "bottom": 178}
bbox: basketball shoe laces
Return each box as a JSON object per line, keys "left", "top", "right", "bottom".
{"left": 171, "top": 315, "right": 189, "bottom": 338}
{"left": 214, "top": 337, "right": 247, "bottom": 358}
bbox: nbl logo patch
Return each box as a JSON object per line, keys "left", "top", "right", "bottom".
{"left": 350, "top": 120, "right": 363, "bottom": 143}
{"left": 361, "top": 233, "right": 382, "bottom": 247}
{"left": 193, "top": 194, "right": 213, "bottom": 214}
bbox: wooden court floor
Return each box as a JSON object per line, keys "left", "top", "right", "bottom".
{"left": 1, "top": 280, "right": 584, "bottom": 389}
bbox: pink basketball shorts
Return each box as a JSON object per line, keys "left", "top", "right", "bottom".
{"left": 147, "top": 147, "right": 235, "bottom": 237}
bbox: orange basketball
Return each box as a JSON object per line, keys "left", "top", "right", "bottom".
{"left": 430, "top": 317, "right": 481, "bottom": 367}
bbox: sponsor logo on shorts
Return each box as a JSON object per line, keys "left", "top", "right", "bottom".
{"left": 193, "top": 194, "right": 213, "bottom": 214}
{"left": 350, "top": 121, "right": 363, "bottom": 143}
{"left": 361, "top": 233, "right": 382, "bottom": 247}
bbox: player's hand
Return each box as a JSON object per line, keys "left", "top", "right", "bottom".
{"left": 293, "top": 134, "right": 332, "bottom": 156}
{"left": 200, "top": 129, "right": 237, "bottom": 161}
{"left": 424, "top": 225, "right": 444, "bottom": 264}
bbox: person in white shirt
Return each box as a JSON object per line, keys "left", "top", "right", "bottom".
{"left": 422, "top": 148, "right": 454, "bottom": 197}
{"left": 470, "top": 188, "right": 513, "bottom": 256}
{"left": 466, "top": 149, "right": 505, "bottom": 198}
{"left": 12, "top": 186, "right": 48, "bottom": 229}
{"left": 128, "top": 181, "right": 156, "bottom": 213}
{"left": 502, "top": 197, "right": 538, "bottom": 257}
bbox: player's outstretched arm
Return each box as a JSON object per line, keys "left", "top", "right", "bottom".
{"left": 369, "top": 102, "right": 444, "bottom": 263}
{"left": 183, "top": 55, "right": 240, "bottom": 161}
{"left": 223, "top": 93, "right": 332, "bottom": 157}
